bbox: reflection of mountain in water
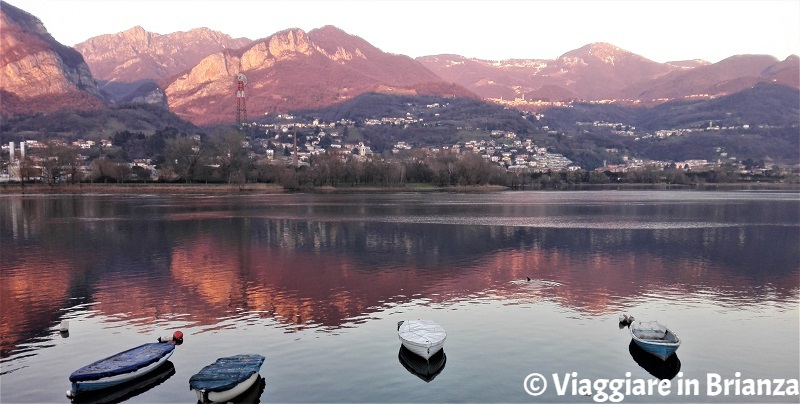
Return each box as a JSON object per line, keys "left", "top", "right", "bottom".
{"left": 70, "top": 361, "right": 175, "bottom": 404}
{"left": 628, "top": 340, "right": 681, "bottom": 380}
{"left": 398, "top": 346, "right": 447, "bottom": 382}
{"left": 1, "top": 195, "right": 798, "bottom": 357}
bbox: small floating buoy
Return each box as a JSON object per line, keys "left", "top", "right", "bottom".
{"left": 59, "top": 320, "right": 69, "bottom": 333}
{"left": 158, "top": 330, "right": 184, "bottom": 344}
{"left": 66, "top": 389, "right": 75, "bottom": 399}
{"left": 526, "top": 277, "right": 531, "bottom": 282}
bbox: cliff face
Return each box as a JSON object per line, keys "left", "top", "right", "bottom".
{"left": 164, "top": 26, "right": 474, "bottom": 125}
{"left": 74, "top": 26, "right": 252, "bottom": 102}
{"left": 0, "top": 1, "right": 105, "bottom": 116}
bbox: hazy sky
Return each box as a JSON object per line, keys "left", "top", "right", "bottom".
{"left": 9, "top": 0, "right": 800, "bottom": 63}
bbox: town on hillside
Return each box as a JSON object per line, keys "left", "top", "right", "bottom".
{"left": 1, "top": 104, "right": 796, "bottom": 186}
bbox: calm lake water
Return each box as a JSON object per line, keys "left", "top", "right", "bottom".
{"left": 1, "top": 191, "right": 798, "bottom": 403}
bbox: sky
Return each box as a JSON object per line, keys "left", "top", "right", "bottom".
{"left": 8, "top": 0, "right": 800, "bottom": 63}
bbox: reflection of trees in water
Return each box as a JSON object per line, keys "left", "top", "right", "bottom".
{"left": 240, "top": 217, "right": 799, "bottom": 280}
{"left": 3, "top": 194, "right": 797, "bottom": 273}
{"left": 1, "top": 195, "right": 798, "bottom": 358}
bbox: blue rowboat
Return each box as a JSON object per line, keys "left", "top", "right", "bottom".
{"left": 630, "top": 320, "right": 681, "bottom": 360}
{"left": 190, "top": 354, "right": 265, "bottom": 403}
{"left": 69, "top": 361, "right": 175, "bottom": 404}
{"left": 67, "top": 342, "right": 175, "bottom": 397}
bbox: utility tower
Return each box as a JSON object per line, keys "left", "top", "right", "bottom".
{"left": 236, "top": 73, "right": 248, "bottom": 126}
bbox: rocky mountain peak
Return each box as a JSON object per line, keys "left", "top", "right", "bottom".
{"left": 308, "top": 25, "right": 375, "bottom": 62}
{"left": 265, "top": 28, "right": 313, "bottom": 58}
{"left": 1, "top": 1, "right": 104, "bottom": 116}
{"left": 560, "top": 42, "right": 644, "bottom": 65}
{"left": 119, "top": 25, "right": 152, "bottom": 45}
{"left": 1, "top": 1, "right": 47, "bottom": 36}
{"left": 75, "top": 25, "right": 251, "bottom": 102}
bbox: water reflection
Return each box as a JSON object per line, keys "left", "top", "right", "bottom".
{"left": 398, "top": 346, "right": 447, "bottom": 382}
{"left": 628, "top": 341, "right": 681, "bottom": 380}
{"left": 1, "top": 193, "right": 798, "bottom": 362}
{"left": 229, "top": 375, "right": 266, "bottom": 404}
{"left": 69, "top": 361, "right": 175, "bottom": 404}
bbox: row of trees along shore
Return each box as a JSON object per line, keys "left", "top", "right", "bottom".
{"left": 5, "top": 127, "right": 798, "bottom": 190}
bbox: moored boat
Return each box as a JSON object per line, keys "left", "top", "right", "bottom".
{"left": 629, "top": 320, "right": 681, "bottom": 360}
{"left": 189, "top": 354, "right": 265, "bottom": 403}
{"left": 67, "top": 342, "right": 176, "bottom": 398}
{"left": 69, "top": 361, "right": 175, "bottom": 404}
{"left": 397, "top": 320, "right": 446, "bottom": 360}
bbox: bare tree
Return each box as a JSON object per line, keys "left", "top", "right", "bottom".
{"left": 14, "top": 156, "right": 38, "bottom": 188}
{"left": 91, "top": 157, "right": 117, "bottom": 183}
{"left": 165, "top": 136, "right": 205, "bottom": 183}
{"left": 58, "top": 146, "right": 82, "bottom": 184}
{"left": 209, "top": 129, "right": 248, "bottom": 185}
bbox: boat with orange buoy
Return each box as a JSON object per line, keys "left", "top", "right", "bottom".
{"left": 66, "top": 331, "right": 183, "bottom": 399}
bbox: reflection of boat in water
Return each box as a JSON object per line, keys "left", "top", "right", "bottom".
{"left": 231, "top": 374, "right": 266, "bottom": 403}
{"left": 629, "top": 340, "right": 681, "bottom": 380}
{"left": 68, "top": 342, "right": 176, "bottom": 397}
{"left": 398, "top": 346, "right": 446, "bottom": 382}
{"left": 69, "top": 361, "right": 175, "bottom": 404}
{"left": 630, "top": 320, "right": 681, "bottom": 360}
{"left": 190, "top": 354, "right": 265, "bottom": 403}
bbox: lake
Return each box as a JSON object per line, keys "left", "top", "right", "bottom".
{"left": 1, "top": 191, "right": 798, "bottom": 403}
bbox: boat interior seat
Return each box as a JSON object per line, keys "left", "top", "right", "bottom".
{"left": 637, "top": 330, "right": 666, "bottom": 340}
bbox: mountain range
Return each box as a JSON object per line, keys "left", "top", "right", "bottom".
{"left": 1, "top": 0, "right": 798, "bottom": 130}
{"left": 418, "top": 48, "right": 798, "bottom": 104}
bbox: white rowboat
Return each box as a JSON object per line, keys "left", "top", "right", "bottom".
{"left": 397, "top": 320, "right": 446, "bottom": 360}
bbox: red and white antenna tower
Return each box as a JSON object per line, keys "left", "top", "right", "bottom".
{"left": 236, "top": 73, "right": 248, "bottom": 126}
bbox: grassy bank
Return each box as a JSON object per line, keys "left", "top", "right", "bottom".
{"left": 1, "top": 182, "right": 796, "bottom": 196}
{"left": 0, "top": 183, "right": 286, "bottom": 195}
{"left": 0, "top": 182, "right": 508, "bottom": 195}
{"left": 308, "top": 184, "right": 509, "bottom": 193}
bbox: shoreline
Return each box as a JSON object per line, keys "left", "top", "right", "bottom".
{"left": 0, "top": 182, "right": 797, "bottom": 195}
{"left": 0, "top": 183, "right": 287, "bottom": 195}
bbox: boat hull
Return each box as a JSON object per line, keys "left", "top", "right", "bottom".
{"left": 631, "top": 339, "right": 679, "bottom": 360}
{"left": 193, "top": 372, "right": 260, "bottom": 403}
{"left": 190, "top": 354, "right": 265, "bottom": 403}
{"left": 397, "top": 320, "right": 446, "bottom": 360}
{"left": 68, "top": 343, "right": 175, "bottom": 395}
{"left": 69, "top": 361, "right": 175, "bottom": 404}
{"left": 400, "top": 338, "right": 445, "bottom": 360}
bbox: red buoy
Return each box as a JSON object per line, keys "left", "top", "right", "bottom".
{"left": 173, "top": 330, "right": 184, "bottom": 342}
